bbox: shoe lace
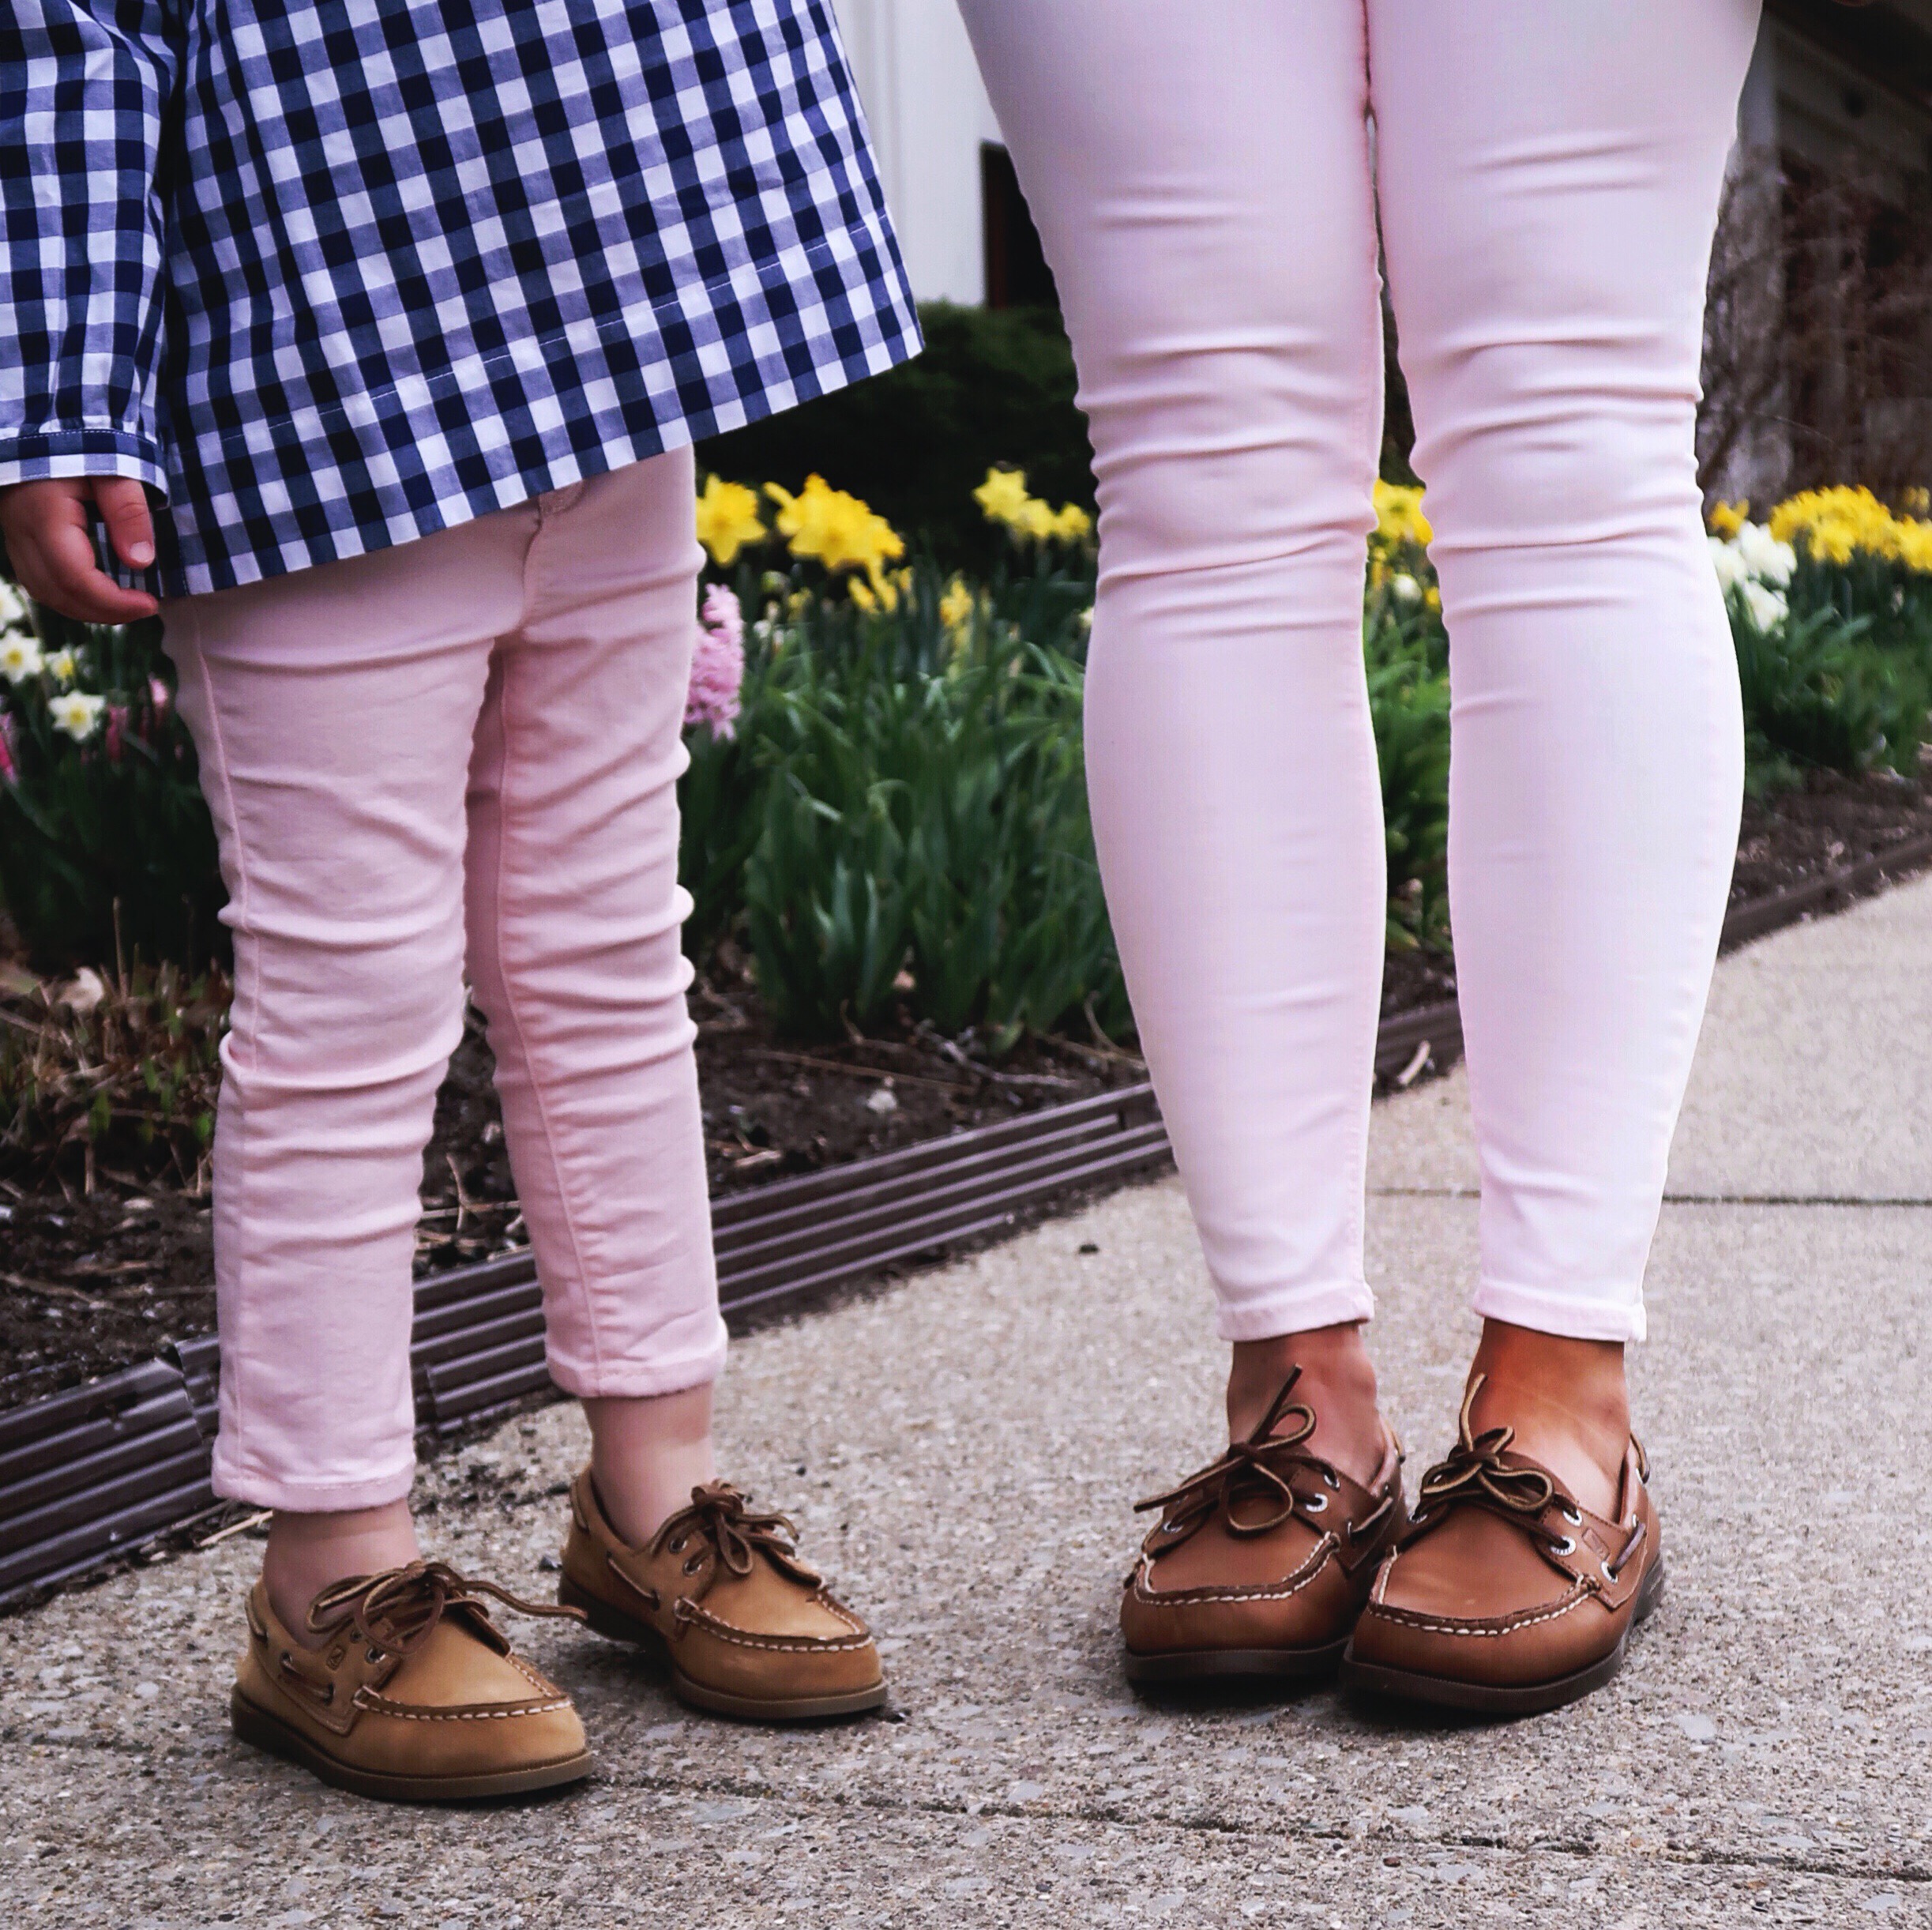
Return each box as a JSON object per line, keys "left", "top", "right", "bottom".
{"left": 1134, "top": 1368, "right": 1366, "bottom": 1551}
{"left": 305, "top": 1559, "right": 583, "bottom": 1658}
{"left": 663, "top": 1481, "right": 814, "bottom": 1582}
{"left": 1406, "top": 1375, "right": 1579, "bottom": 1559}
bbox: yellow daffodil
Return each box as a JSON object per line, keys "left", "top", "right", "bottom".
{"left": 1707, "top": 498, "right": 1749, "bottom": 539}
{"left": 938, "top": 575, "right": 975, "bottom": 641}
{"left": 44, "top": 648, "right": 77, "bottom": 686}
{"left": 1372, "top": 480, "right": 1433, "bottom": 548}
{"left": 765, "top": 476, "right": 904, "bottom": 581}
{"left": 974, "top": 468, "right": 1092, "bottom": 547}
{"left": 694, "top": 475, "right": 766, "bottom": 566}
{"left": 849, "top": 569, "right": 910, "bottom": 615}
{"left": 1767, "top": 485, "right": 1932, "bottom": 574}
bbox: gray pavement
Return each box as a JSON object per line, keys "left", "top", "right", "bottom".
{"left": 6, "top": 878, "right": 1931, "bottom": 1928}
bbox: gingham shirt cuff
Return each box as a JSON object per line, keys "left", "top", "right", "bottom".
{"left": 0, "top": 430, "right": 167, "bottom": 496}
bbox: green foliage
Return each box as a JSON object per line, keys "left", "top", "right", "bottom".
{"left": 0, "top": 611, "right": 226, "bottom": 972}
{"left": 1734, "top": 601, "right": 1932, "bottom": 793}
{"left": 1363, "top": 604, "right": 1452, "bottom": 953}
{"left": 686, "top": 551, "right": 1129, "bottom": 1049}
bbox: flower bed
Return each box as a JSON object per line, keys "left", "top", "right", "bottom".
{"left": 4, "top": 472, "right": 1931, "bottom": 1404}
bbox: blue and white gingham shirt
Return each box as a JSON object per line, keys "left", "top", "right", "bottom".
{"left": 0, "top": 0, "right": 919, "bottom": 596}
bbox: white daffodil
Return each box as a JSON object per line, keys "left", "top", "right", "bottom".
{"left": 0, "top": 632, "right": 44, "bottom": 683}
{"left": 1733, "top": 521, "right": 1796, "bottom": 588}
{"left": 44, "top": 648, "right": 77, "bottom": 686}
{"left": 1390, "top": 573, "right": 1423, "bottom": 605}
{"left": 1708, "top": 536, "right": 1748, "bottom": 593}
{"left": 49, "top": 690, "right": 106, "bottom": 740}
{"left": 1738, "top": 578, "right": 1789, "bottom": 634}
{"left": 0, "top": 581, "right": 26, "bottom": 630}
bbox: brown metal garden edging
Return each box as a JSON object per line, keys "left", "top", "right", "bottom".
{"left": 6, "top": 829, "right": 1932, "bottom": 1609}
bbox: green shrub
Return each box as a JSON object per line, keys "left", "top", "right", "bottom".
{"left": 697, "top": 303, "right": 1096, "bottom": 572}
{"left": 0, "top": 609, "right": 225, "bottom": 972}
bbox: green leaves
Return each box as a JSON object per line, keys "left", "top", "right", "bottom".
{"left": 708, "top": 565, "right": 1126, "bottom": 1047}
{"left": 0, "top": 611, "right": 224, "bottom": 973}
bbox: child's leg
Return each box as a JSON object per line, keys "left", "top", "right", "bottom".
{"left": 461, "top": 451, "right": 727, "bottom": 1544}
{"left": 162, "top": 509, "right": 534, "bottom": 1630}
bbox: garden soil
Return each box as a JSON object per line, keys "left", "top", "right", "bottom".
{"left": 4, "top": 766, "right": 1930, "bottom": 1413}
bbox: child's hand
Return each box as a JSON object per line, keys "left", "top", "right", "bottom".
{"left": 0, "top": 477, "right": 160, "bottom": 623}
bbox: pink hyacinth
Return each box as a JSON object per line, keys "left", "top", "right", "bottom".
{"left": 686, "top": 584, "right": 745, "bottom": 741}
{"left": 149, "top": 675, "right": 171, "bottom": 717}
{"left": 0, "top": 709, "right": 17, "bottom": 786}
{"left": 106, "top": 702, "right": 130, "bottom": 764}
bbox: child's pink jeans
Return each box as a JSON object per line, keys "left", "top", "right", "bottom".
{"left": 162, "top": 452, "right": 726, "bottom": 1514}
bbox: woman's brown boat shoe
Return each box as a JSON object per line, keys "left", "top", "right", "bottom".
{"left": 231, "top": 1559, "right": 593, "bottom": 1802}
{"left": 1122, "top": 1369, "right": 1408, "bottom": 1683}
{"left": 1342, "top": 1375, "right": 1665, "bottom": 1715}
{"left": 558, "top": 1472, "right": 887, "bottom": 1721}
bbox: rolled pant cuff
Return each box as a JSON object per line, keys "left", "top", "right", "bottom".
{"left": 211, "top": 1453, "right": 418, "bottom": 1515}
{"left": 544, "top": 1328, "right": 729, "bottom": 1402}
{"left": 1471, "top": 1279, "right": 1647, "bottom": 1345}
{"left": 1215, "top": 1281, "right": 1376, "bottom": 1344}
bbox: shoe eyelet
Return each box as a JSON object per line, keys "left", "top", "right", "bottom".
{"left": 1561, "top": 1506, "right": 1583, "bottom": 1528}
{"left": 682, "top": 1556, "right": 703, "bottom": 1575}
{"left": 1323, "top": 1470, "right": 1340, "bottom": 1490}
{"left": 366, "top": 1646, "right": 382, "bottom": 1664}
{"left": 1550, "top": 1535, "right": 1577, "bottom": 1556}
{"left": 325, "top": 1647, "right": 344, "bottom": 1669}
{"left": 1303, "top": 1492, "right": 1329, "bottom": 1514}
{"left": 669, "top": 1537, "right": 686, "bottom": 1554}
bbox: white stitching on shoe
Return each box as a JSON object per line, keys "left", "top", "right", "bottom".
{"left": 1130, "top": 1535, "right": 1335, "bottom": 1607}
{"left": 1360, "top": 1586, "right": 1594, "bottom": 1638}
{"left": 678, "top": 1603, "right": 875, "bottom": 1652}
{"left": 353, "top": 1692, "right": 576, "bottom": 1718}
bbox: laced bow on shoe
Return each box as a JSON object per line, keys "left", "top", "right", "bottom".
{"left": 1134, "top": 1368, "right": 1360, "bottom": 1552}
{"left": 305, "top": 1559, "right": 584, "bottom": 1657}
{"left": 661, "top": 1482, "right": 819, "bottom": 1584}
{"left": 1404, "top": 1375, "right": 1581, "bottom": 1559}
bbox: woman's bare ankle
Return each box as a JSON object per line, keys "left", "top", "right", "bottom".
{"left": 583, "top": 1383, "right": 717, "bottom": 1548}
{"left": 261, "top": 1499, "right": 419, "bottom": 1647}
{"left": 1227, "top": 1321, "right": 1385, "bottom": 1490}
{"left": 1465, "top": 1319, "right": 1632, "bottom": 1518}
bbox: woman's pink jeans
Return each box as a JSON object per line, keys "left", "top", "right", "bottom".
{"left": 162, "top": 452, "right": 725, "bottom": 1513}
{"left": 959, "top": 0, "right": 1761, "bottom": 1345}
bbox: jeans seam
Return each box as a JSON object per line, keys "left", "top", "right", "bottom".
{"left": 487, "top": 515, "right": 608, "bottom": 1381}
{"left": 187, "top": 619, "right": 261, "bottom": 1471}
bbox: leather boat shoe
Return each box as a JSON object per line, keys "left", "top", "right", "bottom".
{"left": 1122, "top": 1368, "right": 1408, "bottom": 1684}
{"left": 559, "top": 1472, "right": 886, "bottom": 1721}
{"left": 231, "top": 1559, "right": 593, "bottom": 1801}
{"left": 1342, "top": 1375, "right": 1664, "bottom": 1715}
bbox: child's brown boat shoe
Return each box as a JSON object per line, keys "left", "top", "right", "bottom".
{"left": 231, "top": 1560, "right": 592, "bottom": 1801}
{"left": 1343, "top": 1378, "right": 1664, "bottom": 1714}
{"left": 559, "top": 1471, "right": 886, "bottom": 1721}
{"left": 1121, "top": 1370, "right": 1408, "bottom": 1683}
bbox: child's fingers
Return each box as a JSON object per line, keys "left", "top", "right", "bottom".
{"left": 6, "top": 485, "right": 159, "bottom": 623}
{"left": 94, "top": 476, "right": 157, "bottom": 571}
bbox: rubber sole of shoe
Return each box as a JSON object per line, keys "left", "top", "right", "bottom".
{"left": 558, "top": 1574, "right": 889, "bottom": 1722}
{"left": 229, "top": 1687, "right": 594, "bottom": 1804}
{"left": 1336, "top": 1557, "right": 1667, "bottom": 1717}
{"left": 1122, "top": 1635, "right": 1349, "bottom": 1686}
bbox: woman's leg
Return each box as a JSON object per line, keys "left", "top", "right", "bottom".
{"left": 958, "top": 0, "right": 1389, "bottom": 1474}
{"left": 164, "top": 511, "right": 530, "bottom": 1633}
{"left": 1370, "top": 0, "right": 1759, "bottom": 1511}
{"left": 461, "top": 452, "right": 727, "bottom": 1545}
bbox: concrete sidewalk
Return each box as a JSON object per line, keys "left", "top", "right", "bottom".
{"left": 6, "top": 878, "right": 1930, "bottom": 1928}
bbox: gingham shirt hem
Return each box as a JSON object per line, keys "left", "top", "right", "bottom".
{"left": 0, "top": 432, "right": 168, "bottom": 497}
